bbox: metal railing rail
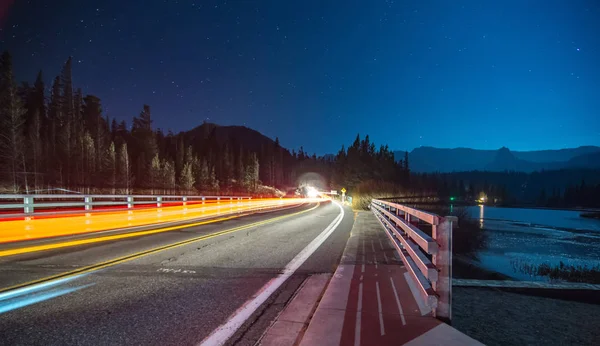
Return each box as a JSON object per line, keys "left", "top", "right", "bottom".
{"left": 370, "top": 199, "right": 456, "bottom": 322}
{"left": 0, "top": 194, "right": 252, "bottom": 219}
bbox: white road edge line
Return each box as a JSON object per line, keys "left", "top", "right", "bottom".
{"left": 354, "top": 282, "right": 363, "bottom": 346}
{"left": 375, "top": 281, "right": 385, "bottom": 336}
{"left": 389, "top": 277, "right": 407, "bottom": 325}
{"left": 198, "top": 201, "right": 345, "bottom": 346}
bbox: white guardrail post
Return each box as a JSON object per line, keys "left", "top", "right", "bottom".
{"left": 432, "top": 217, "right": 453, "bottom": 323}
{"left": 84, "top": 196, "right": 92, "bottom": 211}
{"left": 24, "top": 195, "right": 34, "bottom": 215}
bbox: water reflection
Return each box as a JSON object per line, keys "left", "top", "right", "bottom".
{"left": 479, "top": 204, "right": 484, "bottom": 229}
{"left": 465, "top": 205, "right": 600, "bottom": 280}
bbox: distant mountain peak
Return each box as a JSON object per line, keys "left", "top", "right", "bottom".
{"left": 396, "top": 145, "right": 600, "bottom": 173}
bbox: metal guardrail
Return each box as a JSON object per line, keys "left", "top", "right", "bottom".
{"left": 0, "top": 194, "right": 252, "bottom": 219}
{"left": 370, "top": 199, "right": 456, "bottom": 322}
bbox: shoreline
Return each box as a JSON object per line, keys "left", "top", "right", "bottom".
{"left": 479, "top": 204, "right": 600, "bottom": 213}
{"left": 453, "top": 257, "right": 600, "bottom": 305}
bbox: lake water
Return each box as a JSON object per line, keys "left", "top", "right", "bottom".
{"left": 465, "top": 206, "right": 600, "bottom": 281}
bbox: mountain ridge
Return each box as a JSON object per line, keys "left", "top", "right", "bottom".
{"left": 394, "top": 146, "right": 600, "bottom": 173}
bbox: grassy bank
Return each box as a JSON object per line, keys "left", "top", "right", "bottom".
{"left": 511, "top": 260, "right": 600, "bottom": 284}
{"left": 581, "top": 211, "right": 600, "bottom": 219}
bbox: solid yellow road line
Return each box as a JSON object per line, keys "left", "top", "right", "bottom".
{"left": 0, "top": 203, "right": 320, "bottom": 294}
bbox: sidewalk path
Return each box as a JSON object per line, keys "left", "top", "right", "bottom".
{"left": 300, "top": 211, "right": 482, "bottom": 346}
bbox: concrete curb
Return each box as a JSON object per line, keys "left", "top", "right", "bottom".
{"left": 258, "top": 273, "right": 331, "bottom": 346}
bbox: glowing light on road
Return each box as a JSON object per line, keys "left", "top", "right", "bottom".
{"left": 0, "top": 273, "right": 94, "bottom": 315}
{"left": 0, "top": 198, "right": 319, "bottom": 244}
{"left": 306, "top": 186, "right": 319, "bottom": 198}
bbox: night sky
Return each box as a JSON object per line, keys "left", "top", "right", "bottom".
{"left": 2, "top": 0, "right": 599, "bottom": 155}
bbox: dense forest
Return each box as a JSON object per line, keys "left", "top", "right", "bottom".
{"left": 0, "top": 52, "right": 409, "bottom": 196}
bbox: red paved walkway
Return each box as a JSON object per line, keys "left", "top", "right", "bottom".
{"left": 300, "top": 211, "right": 482, "bottom": 346}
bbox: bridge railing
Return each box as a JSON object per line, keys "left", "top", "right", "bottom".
{"left": 0, "top": 194, "right": 252, "bottom": 219}
{"left": 370, "top": 199, "right": 456, "bottom": 322}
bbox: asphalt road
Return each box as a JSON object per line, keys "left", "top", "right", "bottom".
{"left": 0, "top": 200, "right": 354, "bottom": 346}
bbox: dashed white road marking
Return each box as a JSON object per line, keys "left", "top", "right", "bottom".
{"left": 156, "top": 268, "right": 196, "bottom": 274}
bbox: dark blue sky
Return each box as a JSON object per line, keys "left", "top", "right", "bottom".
{"left": 2, "top": 0, "right": 599, "bottom": 155}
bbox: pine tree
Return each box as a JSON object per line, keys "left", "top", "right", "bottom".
{"left": 68, "top": 88, "right": 83, "bottom": 186}
{"left": 235, "top": 146, "right": 245, "bottom": 189}
{"left": 209, "top": 165, "right": 219, "bottom": 192}
{"left": 82, "top": 131, "right": 95, "bottom": 188}
{"left": 132, "top": 105, "right": 158, "bottom": 188}
{"left": 21, "top": 71, "right": 45, "bottom": 190}
{"left": 221, "top": 141, "right": 233, "bottom": 190}
{"left": 27, "top": 109, "right": 41, "bottom": 190}
{"left": 58, "top": 57, "right": 74, "bottom": 187}
{"left": 197, "top": 158, "right": 210, "bottom": 191}
{"left": 0, "top": 51, "right": 26, "bottom": 192}
{"left": 163, "top": 159, "right": 176, "bottom": 193}
{"left": 117, "top": 143, "right": 132, "bottom": 193}
{"left": 175, "top": 136, "right": 184, "bottom": 179}
{"left": 179, "top": 162, "right": 195, "bottom": 191}
{"left": 105, "top": 142, "right": 117, "bottom": 193}
{"left": 244, "top": 152, "right": 259, "bottom": 191}
{"left": 47, "top": 76, "right": 62, "bottom": 185}
{"left": 179, "top": 145, "right": 196, "bottom": 192}
{"left": 403, "top": 151, "right": 410, "bottom": 184}
{"left": 150, "top": 153, "right": 161, "bottom": 192}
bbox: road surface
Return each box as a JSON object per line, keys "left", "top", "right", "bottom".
{"left": 0, "top": 200, "right": 354, "bottom": 345}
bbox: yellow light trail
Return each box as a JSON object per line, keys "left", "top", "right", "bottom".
{"left": 0, "top": 198, "right": 313, "bottom": 244}
{"left": 0, "top": 202, "right": 321, "bottom": 294}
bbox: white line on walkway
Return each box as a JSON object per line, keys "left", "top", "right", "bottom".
{"left": 375, "top": 281, "right": 385, "bottom": 336}
{"left": 361, "top": 255, "right": 365, "bottom": 273}
{"left": 362, "top": 239, "right": 365, "bottom": 254}
{"left": 370, "top": 240, "right": 376, "bottom": 253}
{"left": 378, "top": 239, "right": 384, "bottom": 250}
{"left": 199, "top": 202, "right": 345, "bottom": 346}
{"left": 374, "top": 254, "right": 378, "bottom": 269}
{"left": 389, "top": 277, "right": 406, "bottom": 325}
{"left": 382, "top": 251, "right": 389, "bottom": 264}
{"left": 355, "top": 282, "right": 363, "bottom": 346}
